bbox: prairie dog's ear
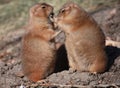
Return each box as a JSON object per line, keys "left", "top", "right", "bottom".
{"left": 73, "top": 4, "right": 79, "bottom": 8}
{"left": 65, "top": 6, "right": 71, "bottom": 11}
{"left": 68, "top": 2, "right": 79, "bottom": 8}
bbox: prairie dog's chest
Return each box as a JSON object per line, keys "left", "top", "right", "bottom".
{"left": 65, "top": 32, "right": 84, "bottom": 56}
{"left": 65, "top": 33, "right": 77, "bottom": 53}
{"left": 23, "top": 36, "right": 55, "bottom": 53}
{"left": 65, "top": 33, "right": 79, "bottom": 47}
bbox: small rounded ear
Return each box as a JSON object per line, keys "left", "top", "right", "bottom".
{"left": 73, "top": 4, "right": 79, "bottom": 8}
{"left": 65, "top": 6, "right": 71, "bottom": 11}
{"left": 69, "top": 2, "right": 79, "bottom": 8}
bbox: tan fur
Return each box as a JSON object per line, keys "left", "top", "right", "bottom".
{"left": 55, "top": 2, "right": 108, "bottom": 73}
{"left": 21, "top": 3, "right": 57, "bottom": 82}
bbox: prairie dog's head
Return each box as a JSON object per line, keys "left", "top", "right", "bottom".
{"left": 55, "top": 2, "right": 87, "bottom": 32}
{"left": 29, "top": 3, "right": 54, "bottom": 22}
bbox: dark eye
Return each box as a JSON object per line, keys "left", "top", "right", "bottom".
{"left": 41, "top": 5, "right": 46, "bottom": 9}
{"left": 61, "top": 9, "right": 65, "bottom": 13}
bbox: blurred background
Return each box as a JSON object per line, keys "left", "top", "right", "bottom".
{"left": 0, "top": 0, "right": 119, "bottom": 36}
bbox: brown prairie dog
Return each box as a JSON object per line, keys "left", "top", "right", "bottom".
{"left": 55, "top": 2, "right": 108, "bottom": 73}
{"left": 21, "top": 3, "right": 58, "bottom": 82}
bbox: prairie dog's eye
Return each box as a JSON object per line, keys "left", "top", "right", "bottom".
{"left": 41, "top": 5, "right": 46, "bottom": 9}
{"left": 61, "top": 9, "right": 65, "bottom": 13}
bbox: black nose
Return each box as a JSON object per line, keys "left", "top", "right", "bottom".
{"left": 50, "top": 12, "right": 54, "bottom": 18}
{"left": 51, "top": 12, "right": 54, "bottom": 15}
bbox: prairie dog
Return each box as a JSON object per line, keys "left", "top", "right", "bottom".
{"left": 55, "top": 2, "right": 108, "bottom": 73}
{"left": 21, "top": 3, "right": 58, "bottom": 82}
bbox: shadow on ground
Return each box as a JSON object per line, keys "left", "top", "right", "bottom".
{"left": 106, "top": 46, "right": 120, "bottom": 70}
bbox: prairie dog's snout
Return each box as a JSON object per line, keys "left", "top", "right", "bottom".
{"left": 50, "top": 16, "right": 59, "bottom": 29}
{"left": 49, "top": 12, "right": 54, "bottom": 19}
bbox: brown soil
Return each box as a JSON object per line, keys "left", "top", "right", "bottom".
{"left": 0, "top": 6, "right": 120, "bottom": 88}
